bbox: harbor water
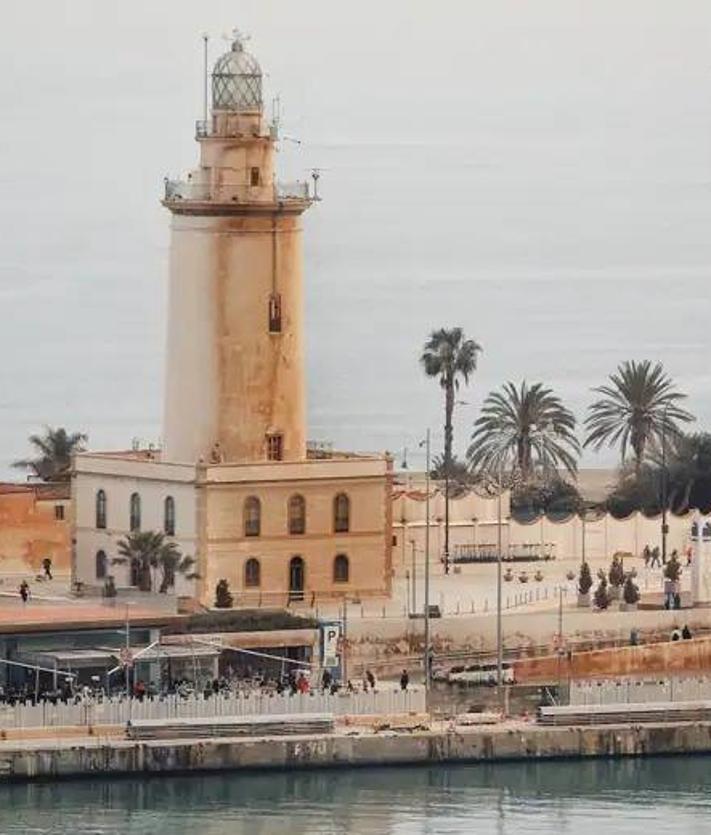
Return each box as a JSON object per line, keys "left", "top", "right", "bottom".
{"left": 1, "top": 756, "right": 710, "bottom": 833}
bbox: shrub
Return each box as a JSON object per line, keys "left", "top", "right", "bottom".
{"left": 664, "top": 554, "right": 682, "bottom": 583}
{"left": 214, "top": 579, "right": 234, "bottom": 609}
{"left": 609, "top": 555, "right": 625, "bottom": 588}
{"left": 594, "top": 576, "right": 610, "bottom": 610}
{"left": 623, "top": 574, "right": 640, "bottom": 605}
{"left": 166, "top": 608, "right": 318, "bottom": 635}
{"left": 578, "top": 561, "right": 593, "bottom": 596}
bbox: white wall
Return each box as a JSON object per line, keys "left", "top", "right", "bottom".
{"left": 72, "top": 455, "right": 198, "bottom": 596}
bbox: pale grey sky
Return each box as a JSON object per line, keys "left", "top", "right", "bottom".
{"left": 1, "top": 1, "right": 710, "bottom": 472}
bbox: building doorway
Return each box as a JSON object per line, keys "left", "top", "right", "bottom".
{"left": 289, "top": 556, "right": 305, "bottom": 602}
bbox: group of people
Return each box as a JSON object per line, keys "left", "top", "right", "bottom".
{"left": 641, "top": 545, "right": 691, "bottom": 568}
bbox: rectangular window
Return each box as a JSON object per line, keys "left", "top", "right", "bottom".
{"left": 250, "top": 166, "right": 260, "bottom": 187}
{"left": 268, "top": 293, "right": 282, "bottom": 333}
{"left": 266, "top": 433, "right": 283, "bottom": 461}
{"left": 54, "top": 504, "right": 65, "bottom": 521}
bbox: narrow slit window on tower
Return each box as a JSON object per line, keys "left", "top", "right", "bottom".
{"left": 266, "top": 433, "right": 283, "bottom": 461}
{"left": 250, "top": 166, "right": 260, "bottom": 187}
{"left": 268, "top": 293, "right": 282, "bottom": 333}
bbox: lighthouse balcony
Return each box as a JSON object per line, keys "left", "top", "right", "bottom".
{"left": 163, "top": 178, "right": 310, "bottom": 205}
{"left": 195, "top": 118, "right": 277, "bottom": 141}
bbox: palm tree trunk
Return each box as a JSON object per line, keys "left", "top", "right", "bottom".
{"left": 444, "top": 380, "right": 454, "bottom": 575}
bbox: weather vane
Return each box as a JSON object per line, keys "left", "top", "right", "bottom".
{"left": 228, "top": 27, "right": 250, "bottom": 48}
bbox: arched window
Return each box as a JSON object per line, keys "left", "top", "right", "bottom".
{"left": 334, "top": 493, "right": 350, "bottom": 533}
{"left": 244, "top": 558, "right": 261, "bottom": 588}
{"left": 164, "top": 496, "right": 176, "bottom": 536}
{"left": 129, "top": 493, "right": 141, "bottom": 532}
{"left": 289, "top": 556, "right": 305, "bottom": 602}
{"left": 95, "top": 550, "right": 108, "bottom": 579}
{"left": 333, "top": 554, "right": 350, "bottom": 583}
{"left": 244, "top": 496, "right": 261, "bottom": 537}
{"left": 288, "top": 494, "right": 306, "bottom": 535}
{"left": 96, "top": 490, "right": 107, "bottom": 530}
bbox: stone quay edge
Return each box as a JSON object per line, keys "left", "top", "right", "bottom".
{"left": 2, "top": 721, "right": 711, "bottom": 781}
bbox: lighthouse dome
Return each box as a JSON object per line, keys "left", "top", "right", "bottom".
{"left": 211, "top": 35, "right": 262, "bottom": 111}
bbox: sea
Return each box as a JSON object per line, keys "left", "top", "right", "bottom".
{"left": 1, "top": 757, "right": 710, "bottom": 834}
{"left": 1, "top": 2, "right": 710, "bottom": 475}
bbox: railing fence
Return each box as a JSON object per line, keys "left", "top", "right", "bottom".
{"left": 570, "top": 676, "right": 711, "bottom": 706}
{"left": 0, "top": 687, "right": 425, "bottom": 729}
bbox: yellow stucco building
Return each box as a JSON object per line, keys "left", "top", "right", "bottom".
{"left": 72, "top": 34, "right": 393, "bottom": 606}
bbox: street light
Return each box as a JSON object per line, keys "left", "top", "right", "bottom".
{"left": 418, "top": 429, "right": 432, "bottom": 692}
{"left": 496, "top": 458, "right": 504, "bottom": 687}
{"left": 661, "top": 406, "right": 670, "bottom": 564}
{"left": 479, "top": 454, "right": 520, "bottom": 686}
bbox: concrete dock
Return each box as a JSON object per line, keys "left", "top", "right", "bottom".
{"left": 2, "top": 719, "right": 711, "bottom": 781}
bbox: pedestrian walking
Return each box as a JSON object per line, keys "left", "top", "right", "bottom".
{"left": 650, "top": 546, "right": 661, "bottom": 568}
{"left": 42, "top": 557, "right": 52, "bottom": 580}
{"left": 400, "top": 669, "right": 409, "bottom": 691}
{"left": 19, "top": 580, "right": 30, "bottom": 604}
{"left": 366, "top": 669, "right": 376, "bottom": 691}
{"left": 642, "top": 545, "right": 651, "bottom": 567}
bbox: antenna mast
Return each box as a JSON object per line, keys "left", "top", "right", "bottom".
{"left": 202, "top": 34, "right": 209, "bottom": 123}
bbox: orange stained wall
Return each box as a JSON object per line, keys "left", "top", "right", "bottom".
{"left": 0, "top": 492, "right": 70, "bottom": 573}
{"left": 513, "top": 637, "right": 711, "bottom": 683}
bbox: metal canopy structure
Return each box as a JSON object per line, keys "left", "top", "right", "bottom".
{"left": 21, "top": 649, "right": 117, "bottom": 669}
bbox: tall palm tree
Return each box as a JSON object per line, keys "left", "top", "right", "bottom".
{"left": 584, "top": 360, "right": 693, "bottom": 476}
{"left": 112, "top": 531, "right": 197, "bottom": 593}
{"left": 652, "top": 431, "right": 711, "bottom": 513}
{"left": 13, "top": 426, "right": 87, "bottom": 482}
{"left": 467, "top": 381, "right": 580, "bottom": 481}
{"left": 421, "top": 327, "right": 482, "bottom": 573}
{"left": 430, "top": 453, "right": 472, "bottom": 499}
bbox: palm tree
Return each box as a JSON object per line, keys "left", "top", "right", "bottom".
{"left": 430, "top": 454, "right": 472, "bottom": 499}
{"left": 13, "top": 426, "right": 87, "bottom": 482}
{"left": 652, "top": 432, "right": 711, "bottom": 513}
{"left": 467, "top": 381, "right": 580, "bottom": 482}
{"left": 112, "top": 531, "right": 197, "bottom": 593}
{"left": 584, "top": 360, "right": 693, "bottom": 476}
{"left": 421, "top": 327, "right": 482, "bottom": 573}
{"left": 157, "top": 540, "right": 198, "bottom": 593}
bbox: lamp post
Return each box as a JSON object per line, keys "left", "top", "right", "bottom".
{"left": 661, "top": 407, "right": 669, "bottom": 565}
{"left": 410, "top": 540, "right": 417, "bottom": 614}
{"left": 496, "top": 460, "right": 504, "bottom": 686}
{"left": 419, "top": 429, "right": 432, "bottom": 691}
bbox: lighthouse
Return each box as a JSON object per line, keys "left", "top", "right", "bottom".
{"left": 162, "top": 34, "right": 311, "bottom": 464}
{"left": 72, "top": 32, "right": 393, "bottom": 607}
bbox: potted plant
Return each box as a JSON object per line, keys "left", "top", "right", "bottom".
{"left": 519, "top": 571, "right": 529, "bottom": 583}
{"left": 214, "top": 578, "right": 234, "bottom": 608}
{"left": 504, "top": 567, "right": 514, "bottom": 582}
{"left": 534, "top": 569, "right": 544, "bottom": 582}
{"left": 566, "top": 570, "right": 576, "bottom": 581}
{"left": 578, "top": 561, "right": 593, "bottom": 607}
{"left": 594, "top": 575, "right": 610, "bottom": 610}
{"left": 102, "top": 576, "right": 117, "bottom": 604}
{"left": 621, "top": 574, "right": 640, "bottom": 612}
{"left": 608, "top": 555, "right": 625, "bottom": 601}
{"left": 664, "top": 553, "right": 682, "bottom": 609}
